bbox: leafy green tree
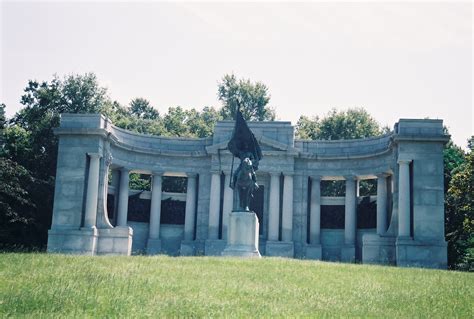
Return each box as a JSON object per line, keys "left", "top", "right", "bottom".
{"left": 218, "top": 74, "right": 275, "bottom": 121}
{"left": 185, "top": 106, "right": 222, "bottom": 138}
{"left": 445, "top": 145, "right": 473, "bottom": 270}
{"left": 1, "top": 73, "right": 111, "bottom": 249}
{"left": 0, "top": 103, "right": 5, "bottom": 130}
{"left": 297, "top": 108, "right": 387, "bottom": 196}
{"left": 296, "top": 108, "right": 387, "bottom": 140}
{"left": 443, "top": 140, "right": 466, "bottom": 191}
{"left": 295, "top": 115, "right": 320, "bottom": 140}
{"left": 162, "top": 106, "right": 189, "bottom": 137}
{"left": 0, "top": 158, "right": 36, "bottom": 248}
{"left": 129, "top": 98, "right": 159, "bottom": 120}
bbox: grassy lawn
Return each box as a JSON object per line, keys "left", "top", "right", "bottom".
{"left": 0, "top": 253, "right": 473, "bottom": 318}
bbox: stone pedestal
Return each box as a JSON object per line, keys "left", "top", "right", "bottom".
{"left": 222, "top": 211, "right": 261, "bottom": 258}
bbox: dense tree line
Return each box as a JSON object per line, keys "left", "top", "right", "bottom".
{"left": 0, "top": 73, "right": 471, "bottom": 271}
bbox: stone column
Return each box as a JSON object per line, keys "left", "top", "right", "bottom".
{"left": 376, "top": 173, "right": 389, "bottom": 235}
{"left": 398, "top": 160, "right": 411, "bottom": 237}
{"left": 344, "top": 176, "right": 357, "bottom": 245}
{"left": 148, "top": 172, "right": 163, "bottom": 240}
{"left": 111, "top": 169, "right": 120, "bottom": 225}
{"left": 84, "top": 153, "right": 101, "bottom": 228}
{"left": 184, "top": 173, "right": 197, "bottom": 241}
{"left": 309, "top": 176, "right": 321, "bottom": 245}
{"left": 268, "top": 172, "right": 280, "bottom": 241}
{"left": 281, "top": 173, "right": 294, "bottom": 242}
{"left": 222, "top": 172, "right": 234, "bottom": 240}
{"left": 208, "top": 171, "right": 221, "bottom": 239}
{"left": 116, "top": 168, "right": 130, "bottom": 227}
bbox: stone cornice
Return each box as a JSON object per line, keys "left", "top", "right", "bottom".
{"left": 206, "top": 135, "right": 299, "bottom": 156}
{"left": 392, "top": 135, "right": 450, "bottom": 143}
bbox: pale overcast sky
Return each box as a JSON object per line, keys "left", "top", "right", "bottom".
{"left": 1, "top": 1, "right": 472, "bottom": 148}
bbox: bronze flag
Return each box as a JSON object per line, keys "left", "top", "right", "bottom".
{"left": 227, "top": 109, "right": 263, "bottom": 167}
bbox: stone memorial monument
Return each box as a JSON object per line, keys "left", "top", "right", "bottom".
{"left": 47, "top": 112, "right": 449, "bottom": 269}
{"left": 222, "top": 109, "right": 263, "bottom": 258}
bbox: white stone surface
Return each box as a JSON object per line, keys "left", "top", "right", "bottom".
{"left": 208, "top": 172, "right": 221, "bottom": 240}
{"left": 222, "top": 212, "right": 261, "bottom": 258}
{"left": 376, "top": 174, "right": 388, "bottom": 235}
{"left": 309, "top": 176, "right": 321, "bottom": 245}
{"left": 148, "top": 172, "right": 163, "bottom": 241}
{"left": 116, "top": 168, "right": 129, "bottom": 227}
{"left": 398, "top": 160, "right": 411, "bottom": 238}
{"left": 84, "top": 153, "right": 101, "bottom": 228}
{"left": 267, "top": 172, "right": 280, "bottom": 241}
{"left": 222, "top": 173, "right": 234, "bottom": 240}
{"left": 344, "top": 177, "right": 357, "bottom": 246}
{"left": 184, "top": 173, "right": 197, "bottom": 241}
{"left": 281, "top": 173, "right": 294, "bottom": 242}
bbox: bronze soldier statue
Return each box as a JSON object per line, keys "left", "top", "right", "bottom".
{"left": 227, "top": 109, "right": 263, "bottom": 211}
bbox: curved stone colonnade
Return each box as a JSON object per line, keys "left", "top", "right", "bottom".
{"left": 47, "top": 114, "right": 449, "bottom": 268}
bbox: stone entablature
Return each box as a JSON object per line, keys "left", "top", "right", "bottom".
{"left": 47, "top": 113, "right": 449, "bottom": 269}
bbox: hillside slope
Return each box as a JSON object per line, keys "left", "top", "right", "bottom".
{"left": 1, "top": 254, "right": 472, "bottom": 317}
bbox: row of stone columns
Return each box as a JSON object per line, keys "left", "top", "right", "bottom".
{"left": 100, "top": 168, "right": 199, "bottom": 245}
{"left": 207, "top": 171, "right": 295, "bottom": 243}
{"left": 82, "top": 152, "right": 411, "bottom": 254}
{"left": 308, "top": 174, "right": 392, "bottom": 246}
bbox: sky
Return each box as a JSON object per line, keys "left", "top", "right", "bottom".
{"left": 1, "top": 1, "right": 472, "bottom": 148}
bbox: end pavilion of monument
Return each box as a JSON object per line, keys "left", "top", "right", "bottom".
{"left": 47, "top": 113, "right": 449, "bottom": 268}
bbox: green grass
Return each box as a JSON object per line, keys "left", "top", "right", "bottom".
{"left": 0, "top": 254, "right": 473, "bottom": 318}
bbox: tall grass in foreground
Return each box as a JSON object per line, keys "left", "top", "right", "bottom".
{"left": 0, "top": 253, "right": 473, "bottom": 317}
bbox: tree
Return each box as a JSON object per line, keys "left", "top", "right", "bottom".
{"left": 185, "top": 106, "right": 222, "bottom": 138}
{"left": 218, "top": 74, "right": 275, "bottom": 121}
{"left": 129, "top": 98, "right": 159, "bottom": 120}
{"left": 296, "top": 108, "right": 387, "bottom": 196}
{"left": 445, "top": 146, "right": 473, "bottom": 270}
{"left": 1, "top": 73, "right": 111, "bottom": 249}
{"left": 443, "top": 140, "right": 466, "bottom": 192}
{"left": 1, "top": 103, "right": 6, "bottom": 149}
{"left": 0, "top": 103, "right": 5, "bottom": 130}
{"left": 0, "top": 158, "right": 36, "bottom": 248}
{"left": 295, "top": 115, "right": 320, "bottom": 140}
{"left": 296, "top": 108, "right": 387, "bottom": 140}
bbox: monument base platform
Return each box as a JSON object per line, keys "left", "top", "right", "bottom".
{"left": 146, "top": 237, "right": 162, "bottom": 255}
{"left": 180, "top": 240, "right": 196, "bottom": 256}
{"left": 305, "top": 244, "right": 322, "bottom": 260}
{"left": 265, "top": 241, "right": 294, "bottom": 257}
{"left": 362, "top": 234, "right": 396, "bottom": 265}
{"left": 205, "top": 239, "right": 226, "bottom": 256}
{"left": 341, "top": 245, "right": 356, "bottom": 262}
{"left": 222, "top": 211, "right": 261, "bottom": 258}
{"left": 97, "top": 226, "right": 133, "bottom": 256}
{"left": 396, "top": 236, "right": 447, "bottom": 269}
{"left": 47, "top": 226, "right": 98, "bottom": 255}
